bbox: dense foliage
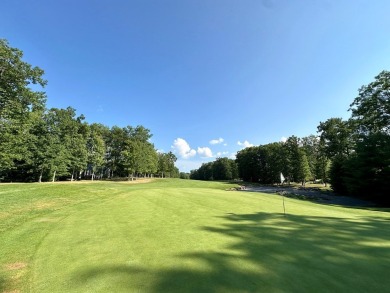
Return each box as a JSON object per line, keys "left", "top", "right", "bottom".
{"left": 234, "top": 137, "right": 323, "bottom": 186}
{"left": 0, "top": 40, "right": 178, "bottom": 182}
{"left": 191, "top": 71, "right": 390, "bottom": 204}
{"left": 190, "top": 157, "right": 238, "bottom": 181}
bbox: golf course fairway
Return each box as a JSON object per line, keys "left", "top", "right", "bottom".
{"left": 1, "top": 179, "right": 389, "bottom": 292}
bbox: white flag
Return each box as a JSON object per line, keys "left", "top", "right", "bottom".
{"left": 280, "top": 172, "right": 285, "bottom": 183}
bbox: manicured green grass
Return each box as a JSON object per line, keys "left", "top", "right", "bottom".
{"left": 1, "top": 179, "right": 389, "bottom": 292}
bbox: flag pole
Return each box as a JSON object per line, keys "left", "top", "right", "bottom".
{"left": 280, "top": 172, "right": 286, "bottom": 216}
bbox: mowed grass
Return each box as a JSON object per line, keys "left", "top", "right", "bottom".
{"left": 1, "top": 179, "right": 389, "bottom": 292}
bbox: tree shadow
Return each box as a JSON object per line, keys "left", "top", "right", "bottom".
{"left": 0, "top": 276, "right": 6, "bottom": 292}
{"left": 71, "top": 212, "right": 390, "bottom": 292}
{"left": 153, "top": 212, "right": 390, "bottom": 292}
{"left": 72, "top": 264, "right": 145, "bottom": 290}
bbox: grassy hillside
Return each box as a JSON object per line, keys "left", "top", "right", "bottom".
{"left": 1, "top": 179, "right": 389, "bottom": 292}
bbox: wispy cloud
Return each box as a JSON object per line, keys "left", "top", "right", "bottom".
{"left": 209, "top": 137, "right": 224, "bottom": 145}
{"left": 171, "top": 138, "right": 196, "bottom": 159}
{"left": 280, "top": 137, "right": 287, "bottom": 143}
{"left": 197, "top": 147, "right": 213, "bottom": 158}
{"left": 237, "top": 140, "right": 254, "bottom": 148}
{"left": 216, "top": 151, "right": 229, "bottom": 157}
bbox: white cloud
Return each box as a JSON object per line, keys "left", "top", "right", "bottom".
{"left": 171, "top": 138, "right": 196, "bottom": 159}
{"left": 216, "top": 151, "right": 229, "bottom": 157}
{"left": 229, "top": 152, "right": 237, "bottom": 160}
{"left": 209, "top": 137, "right": 224, "bottom": 145}
{"left": 280, "top": 136, "right": 287, "bottom": 143}
{"left": 197, "top": 147, "right": 213, "bottom": 158}
{"left": 237, "top": 140, "right": 254, "bottom": 148}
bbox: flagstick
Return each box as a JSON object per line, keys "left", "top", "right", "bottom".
{"left": 280, "top": 172, "right": 286, "bottom": 216}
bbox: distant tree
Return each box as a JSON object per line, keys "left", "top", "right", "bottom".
{"left": 87, "top": 123, "right": 106, "bottom": 180}
{"left": 143, "top": 144, "right": 158, "bottom": 177}
{"left": 68, "top": 114, "right": 89, "bottom": 181}
{"left": 105, "top": 126, "right": 127, "bottom": 177}
{"left": 158, "top": 151, "right": 177, "bottom": 178}
{"left": 328, "top": 154, "right": 348, "bottom": 194}
{"left": 296, "top": 149, "right": 312, "bottom": 186}
{"left": 121, "top": 140, "right": 141, "bottom": 180}
{"left": 157, "top": 153, "right": 168, "bottom": 178}
{"left": 236, "top": 147, "right": 261, "bottom": 182}
{"left": 180, "top": 172, "right": 190, "bottom": 179}
{"left": 317, "top": 118, "right": 353, "bottom": 158}
{"left": 202, "top": 162, "right": 214, "bottom": 180}
{"left": 301, "top": 135, "right": 320, "bottom": 181}
{"left": 262, "top": 143, "right": 285, "bottom": 184}
{"left": 230, "top": 159, "right": 239, "bottom": 180}
{"left": 47, "top": 107, "right": 89, "bottom": 181}
{"left": 120, "top": 125, "right": 159, "bottom": 179}
{"left": 317, "top": 118, "right": 354, "bottom": 191}
{"left": 283, "top": 136, "right": 299, "bottom": 183}
{"left": 212, "top": 157, "right": 233, "bottom": 180}
{"left": 190, "top": 162, "right": 214, "bottom": 181}
{"left": 314, "top": 139, "right": 331, "bottom": 186}
{"left": 166, "top": 152, "right": 177, "bottom": 177}
{"left": 171, "top": 166, "right": 180, "bottom": 178}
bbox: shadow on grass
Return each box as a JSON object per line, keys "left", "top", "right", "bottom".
{"left": 72, "top": 265, "right": 145, "bottom": 290}
{"left": 73, "top": 212, "right": 390, "bottom": 292}
{"left": 0, "top": 276, "right": 6, "bottom": 292}
{"left": 341, "top": 206, "right": 390, "bottom": 213}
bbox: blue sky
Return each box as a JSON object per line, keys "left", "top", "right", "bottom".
{"left": 2, "top": 0, "right": 390, "bottom": 172}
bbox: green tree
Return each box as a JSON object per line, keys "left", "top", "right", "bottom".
{"left": 41, "top": 109, "right": 70, "bottom": 182}
{"left": 120, "top": 125, "right": 158, "bottom": 179}
{"left": 212, "top": 157, "right": 233, "bottom": 180}
{"left": 143, "top": 144, "right": 158, "bottom": 177}
{"left": 349, "top": 70, "right": 390, "bottom": 135}
{"left": 0, "top": 39, "right": 47, "bottom": 174}
{"left": 87, "top": 123, "right": 106, "bottom": 180}
{"left": 106, "top": 126, "right": 128, "bottom": 177}
{"left": 314, "top": 139, "right": 331, "bottom": 186}
{"left": 48, "top": 107, "right": 89, "bottom": 181}
{"left": 68, "top": 115, "right": 89, "bottom": 180}
{"left": 297, "top": 149, "right": 311, "bottom": 186}
{"left": 121, "top": 140, "right": 141, "bottom": 180}
{"left": 180, "top": 172, "right": 190, "bottom": 179}
{"left": 262, "top": 143, "right": 285, "bottom": 184}
{"left": 158, "top": 152, "right": 177, "bottom": 178}
{"left": 317, "top": 118, "right": 353, "bottom": 158}
{"left": 236, "top": 147, "right": 261, "bottom": 182}
{"left": 344, "top": 133, "right": 390, "bottom": 202}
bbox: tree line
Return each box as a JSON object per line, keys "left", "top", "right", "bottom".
{"left": 190, "top": 157, "right": 238, "bottom": 181}
{"left": 191, "top": 71, "right": 390, "bottom": 204}
{"left": 0, "top": 39, "right": 178, "bottom": 182}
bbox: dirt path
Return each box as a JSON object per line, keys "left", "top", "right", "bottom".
{"left": 243, "top": 185, "right": 376, "bottom": 207}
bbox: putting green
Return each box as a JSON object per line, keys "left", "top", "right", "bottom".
{"left": 1, "top": 179, "right": 389, "bottom": 292}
